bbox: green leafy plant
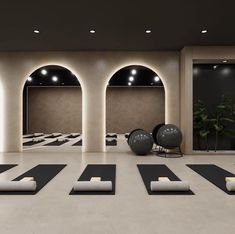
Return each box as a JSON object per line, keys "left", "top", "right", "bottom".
{"left": 193, "top": 100, "right": 212, "bottom": 150}
{"left": 211, "top": 95, "right": 235, "bottom": 151}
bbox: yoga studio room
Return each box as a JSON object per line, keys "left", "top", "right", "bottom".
{"left": 1, "top": 1, "right": 235, "bottom": 234}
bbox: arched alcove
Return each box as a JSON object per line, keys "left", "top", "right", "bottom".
{"left": 22, "top": 65, "right": 83, "bottom": 150}
{"left": 105, "top": 65, "right": 165, "bottom": 151}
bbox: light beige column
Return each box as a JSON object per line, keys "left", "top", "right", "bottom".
{"left": 0, "top": 73, "right": 22, "bottom": 152}
{"left": 82, "top": 82, "right": 105, "bottom": 152}
{"left": 180, "top": 48, "right": 193, "bottom": 154}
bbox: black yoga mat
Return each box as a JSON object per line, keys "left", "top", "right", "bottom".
{"left": 0, "top": 164, "right": 17, "bottom": 174}
{"left": 106, "top": 134, "right": 117, "bottom": 138}
{"left": 187, "top": 164, "right": 235, "bottom": 195}
{"left": 70, "top": 164, "right": 116, "bottom": 195}
{"left": 66, "top": 134, "right": 80, "bottom": 139}
{"left": 44, "top": 139, "right": 69, "bottom": 146}
{"left": 137, "top": 164, "right": 194, "bottom": 195}
{"left": 23, "top": 134, "right": 44, "bottom": 139}
{"left": 106, "top": 139, "right": 117, "bottom": 146}
{"left": 72, "top": 140, "right": 82, "bottom": 146}
{"left": 0, "top": 164, "right": 66, "bottom": 195}
{"left": 23, "top": 140, "right": 45, "bottom": 146}
{"left": 45, "top": 134, "right": 62, "bottom": 138}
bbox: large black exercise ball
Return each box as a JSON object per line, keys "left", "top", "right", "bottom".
{"left": 127, "top": 128, "right": 143, "bottom": 145}
{"left": 152, "top": 123, "right": 165, "bottom": 145}
{"left": 157, "top": 124, "right": 182, "bottom": 149}
{"left": 129, "top": 129, "right": 153, "bottom": 155}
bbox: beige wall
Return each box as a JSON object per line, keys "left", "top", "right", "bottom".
{"left": 28, "top": 87, "right": 82, "bottom": 133}
{"left": 0, "top": 51, "right": 180, "bottom": 152}
{"left": 106, "top": 87, "right": 165, "bottom": 133}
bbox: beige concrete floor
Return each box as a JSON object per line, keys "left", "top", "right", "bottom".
{"left": 1, "top": 147, "right": 235, "bottom": 233}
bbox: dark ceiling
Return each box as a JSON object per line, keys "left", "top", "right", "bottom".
{"left": 0, "top": 0, "right": 235, "bottom": 51}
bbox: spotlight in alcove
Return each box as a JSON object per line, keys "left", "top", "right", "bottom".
{"left": 33, "top": 29, "right": 40, "bottom": 34}
{"left": 128, "top": 82, "right": 132, "bottom": 86}
{"left": 129, "top": 76, "right": 134, "bottom": 82}
{"left": 41, "top": 69, "right": 47, "bottom": 75}
{"left": 131, "top": 69, "right": 137, "bottom": 75}
{"left": 154, "top": 76, "right": 160, "bottom": 82}
{"left": 201, "top": 29, "right": 208, "bottom": 34}
{"left": 52, "top": 76, "right": 58, "bottom": 82}
{"left": 90, "top": 29, "right": 96, "bottom": 34}
{"left": 27, "top": 77, "right": 32, "bottom": 82}
{"left": 145, "top": 29, "right": 151, "bottom": 34}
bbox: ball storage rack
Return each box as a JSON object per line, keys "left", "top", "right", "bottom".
{"left": 152, "top": 145, "right": 183, "bottom": 158}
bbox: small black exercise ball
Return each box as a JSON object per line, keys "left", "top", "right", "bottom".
{"left": 157, "top": 124, "right": 182, "bottom": 149}
{"left": 129, "top": 129, "right": 153, "bottom": 155}
{"left": 152, "top": 123, "right": 165, "bottom": 145}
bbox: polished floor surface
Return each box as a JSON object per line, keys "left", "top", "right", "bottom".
{"left": 0, "top": 148, "right": 235, "bottom": 233}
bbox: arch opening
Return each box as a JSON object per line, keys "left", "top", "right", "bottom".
{"left": 105, "top": 65, "right": 165, "bottom": 152}
{"left": 22, "top": 65, "right": 83, "bottom": 151}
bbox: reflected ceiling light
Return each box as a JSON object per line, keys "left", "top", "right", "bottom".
{"left": 131, "top": 69, "right": 137, "bottom": 75}
{"left": 129, "top": 76, "right": 134, "bottom": 82}
{"left": 90, "top": 29, "right": 96, "bottom": 34}
{"left": 222, "top": 60, "right": 228, "bottom": 63}
{"left": 222, "top": 67, "right": 230, "bottom": 75}
{"left": 213, "top": 65, "right": 218, "bottom": 69}
{"left": 128, "top": 82, "right": 132, "bottom": 86}
{"left": 154, "top": 76, "right": 160, "bottom": 82}
{"left": 145, "top": 29, "right": 151, "bottom": 34}
{"left": 34, "top": 29, "right": 40, "bottom": 34}
{"left": 52, "top": 76, "right": 58, "bottom": 82}
{"left": 193, "top": 67, "right": 200, "bottom": 75}
{"left": 201, "top": 29, "right": 208, "bottom": 34}
{"left": 41, "top": 69, "right": 47, "bottom": 75}
{"left": 27, "top": 77, "right": 32, "bottom": 82}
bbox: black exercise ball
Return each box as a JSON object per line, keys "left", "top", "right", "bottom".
{"left": 157, "top": 124, "right": 182, "bottom": 149}
{"left": 127, "top": 128, "right": 143, "bottom": 145}
{"left": 152, "top": 123, "right": 165, "bottom": 145}
{"left": 129, "top": 129, "right": 153, "bottom": 155}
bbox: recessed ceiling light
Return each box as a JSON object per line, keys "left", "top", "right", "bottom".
{"left": 201, "top": 29, "right": 208, "bottom": 34}
{"left": 90, "top": 29, "right": 96, "bottom": 34}
{"left": 52, "top": 76, "right": 58, "bottom": 82}
{"left": 41, "top": 69, "right": 47, "bottom": 75}
{"left": 222, "top": 60, "right": 228, "bottom": 63}
{"left": 145, "top": 29, "right": 151, "bottom": 34}
{"left": 27, "top": 77, "right": 32, "bottom": 82}
{"left": 34, "top": 29, "right": 40, "bottom": 34}
{"left": 128, "top": 82, "right": 132, "bottom": 86}
{"left": 129, "top": 76, "right": 134, "bottom": 82}
{"left": 154, "top": 76, "right": 160, "bottom": 82}
{"left": 131, "top": 69, "right": 137, "bottom": 75}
